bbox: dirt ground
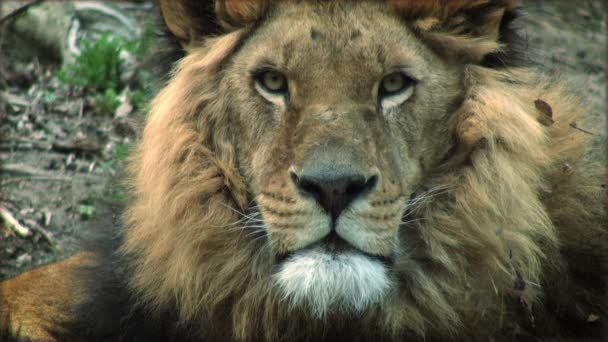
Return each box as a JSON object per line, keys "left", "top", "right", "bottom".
{"left": 0, "top": 1, "right": 153, "bottom": 278}
{"left": 0, "top": 1, "right": 606, "bottom": 279}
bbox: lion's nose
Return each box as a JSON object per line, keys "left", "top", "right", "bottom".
{"left": 291, "top": 170, "right": 378, "bottom": 222}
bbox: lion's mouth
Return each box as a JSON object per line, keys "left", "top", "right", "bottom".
{"left": 273, "top": 231, "right": 392, "bottom": 317}
{"left": 276, "top": 232, "right": 392, "bottom": 266}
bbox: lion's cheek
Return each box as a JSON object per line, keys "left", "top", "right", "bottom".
{"left": 262, "top": 205, "right": 331, "bottom": 255}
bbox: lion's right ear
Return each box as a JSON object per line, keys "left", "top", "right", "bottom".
{"left": 158, "top": 0, "right": 269, "bottom": 48}
{"left": 390, "top": 0, "right": 520, "bottom": 64}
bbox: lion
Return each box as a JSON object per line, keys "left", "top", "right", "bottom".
{"left": 1, "top": 0, "right": 606, "bottom": 341}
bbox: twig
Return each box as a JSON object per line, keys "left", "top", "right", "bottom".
{"left": 1, "top": 176, "right": 72, "bottom": 185}
{"left": 569, "top": 122, "right": 594, "bottom": 135}
{"left": 1, "top": 140, "right": 102, "bottom": 155}
{"left": 1, "top": 136, "right": 103, "bottom": 155}
{"left": 0, "top": 142, "right": 50, "bottom": 151}
{"left": 1, "top": 162, "right": 51, "bottom": 176}
{"left": 43, "top": 209, "right": 52, "bottom": 226}
{"left": 88, "top": 161, "right": 96, "bottom": 173}
{"left": 24, "top": 219, "right": 54, "bottom": 243}
{"left": 0, "top": 163, "right": 74, "bottom": 181}
{"left": 0, "top": 0, "right": 45, "bottom": 25}
{"left": 0, "top": 91, "right": 29, "bottom": 107}
{"left": 0, "top": 142, "right": 33, "bottom": 151}
{"left": 0, "top": 206, "right": 32, "bottom": 238}
{"left": 0, "top": 138, "right": 51, "bottom": 152}
{"left": 51, "top": 141, "right": 102, "bottom": 155}
{"left": 78, "top": 99, "right": 84, "bottom": 118}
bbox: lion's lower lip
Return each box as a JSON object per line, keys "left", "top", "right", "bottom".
{"left": 322, "top": 232, "right": 353, "bottom": 253}
{"left": 277, "top": 232, "right": 393, "bottom": 266}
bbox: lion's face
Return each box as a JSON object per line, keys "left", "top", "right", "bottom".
{"left": 222, "top": 2, "right": 462, "bottom": 316}
{"left": 134, "top": 0, "right": 555, "bottom": 337}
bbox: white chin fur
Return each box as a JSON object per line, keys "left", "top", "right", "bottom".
{"left": 274, "top": 247, "right": 390, "bottom": 318}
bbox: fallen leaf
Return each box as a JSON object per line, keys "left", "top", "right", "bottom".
{"left": 534, "top": 99, "right": 554, "bottom": 126}
{"left": 115, "top": 101, "right": 133, "bottom": 118}
{"left": 115, "top": 94, "right": 133, "bottom": 118}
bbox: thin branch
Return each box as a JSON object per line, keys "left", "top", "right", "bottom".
{"left": 1, "top": 162, "right": 51, "bottom": 176}
{"left": 569, "top": 122, "right": 594, "bottom": 135}
{"left": 24, "top": 219, "right": 55, "bottom": 243}
{"left": 0, "top": 206, "right": 31, "bottom": 238}
{"left": 51, "top": 141, "right": 102, "bottom": 155}
{"left": 0, "top": 139, "right": 102, "bottom": 155}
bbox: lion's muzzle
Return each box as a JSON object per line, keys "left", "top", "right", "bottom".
{"left": 290, "top": 151, "right": 379, "bottom": 223}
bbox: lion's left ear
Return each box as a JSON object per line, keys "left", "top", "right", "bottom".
{"left": 390, "top": 0, "right": 520, "bottom": 64}
{"left": 158, "top": 0, "right": 269, "bottom": 48}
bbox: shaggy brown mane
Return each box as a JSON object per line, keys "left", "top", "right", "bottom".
{"left": 123, "top": 30, "right": 287, "bottom": 340}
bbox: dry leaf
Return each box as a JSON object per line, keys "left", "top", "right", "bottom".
{"left": 534, "top": 99, "right": 554, "bottom": 126}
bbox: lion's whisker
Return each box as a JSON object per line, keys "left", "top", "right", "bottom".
{"left": 242, "top": 225, "right": 267, "bottom": 230}
{"left": 399, "top": 217, "right": 426, "bottom": 226}
{"left": 223, "top": 223, "right": 265, "bottom": 233}
{"left": 220, "top": 202, "right": 262, "bottom": 222}
{"left": 243, "top": 230, "right": 267, "bottom": 240}
{"left": 403, "top": 188, "right": 452, "bottom": 211}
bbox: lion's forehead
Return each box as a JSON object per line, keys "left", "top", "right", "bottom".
{"left": 242, "top": 2, "right": 430, "bottom": 77}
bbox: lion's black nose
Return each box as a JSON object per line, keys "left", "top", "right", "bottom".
{"left": 291, "top": 170, "right": 378, "bottom": 222}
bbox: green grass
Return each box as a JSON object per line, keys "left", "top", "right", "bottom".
{"left": 114, "top": 143, "right": 132, "bottom": 161}
{"left": 78, "top": 205, "right": 95, "bottom": 220}
{"left": 93, "top": 88, "right": 121, "bottom": 117}
{"left": 57, "top": 25, "right": 157, "bottom": 115}
{"left": 58, "top": 33, "right": 123, "bottom": 93}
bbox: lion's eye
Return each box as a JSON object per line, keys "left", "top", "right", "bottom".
{"left": 378, "top": 72, "right": 415, "bottom": 109}
{"left": 257, "top": 70, "right": 288, "bottom": 94}
{"left": 379, "top": 72, "right": 411, "bottom": 96}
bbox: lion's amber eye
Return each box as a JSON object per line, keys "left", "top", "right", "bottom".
{"left": 377, "top": 72, "right": 416, "bottom": 109}
{"left": 258, "top": 70, "right": 288, "bottom": 94}
{"left": 379, "top": 72, "right": 411, "bottom": 96}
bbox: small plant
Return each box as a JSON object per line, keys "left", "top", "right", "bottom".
{"left": 93, "top": 88, "right": 121, "bottom": 116}
{"left": 57, "top": 25, "right": 157, "bottom": 117}
{"left": 114, "top": 143, "right": 131, "bottom": 161}
{"left": 78, "top": 205, "right": 95, "bottom": 220}
{"left": 43, "top": 91, "right": 56, "bottom": 104}
{"left": 129, "top": 88, "right": 148, "bottom": 112}
{"left": 109, "top": 188, "right": 128, "bottom": 204}
{"left": 58, "top": 33, "right": 123, "bottom": 93}
{"left": 122, "top": 23, "right": 156, "bottom": 59}
{"left": 82, "top": 191, "right": 101, "bottom": 206}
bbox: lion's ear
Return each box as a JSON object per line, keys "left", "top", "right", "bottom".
{"left": 159, "top": 0, "right": 268, "bottom": 47}
{"left": 391, "top": 0, "right": 519, "bottom": 64}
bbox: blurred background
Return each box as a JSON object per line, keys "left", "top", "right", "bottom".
{"left": 0, "top": 0, "right": 606, "bottom": 278}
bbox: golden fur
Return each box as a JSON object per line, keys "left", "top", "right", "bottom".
{"left": 1, "top": 0, "right": 606, "bottom": 341}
